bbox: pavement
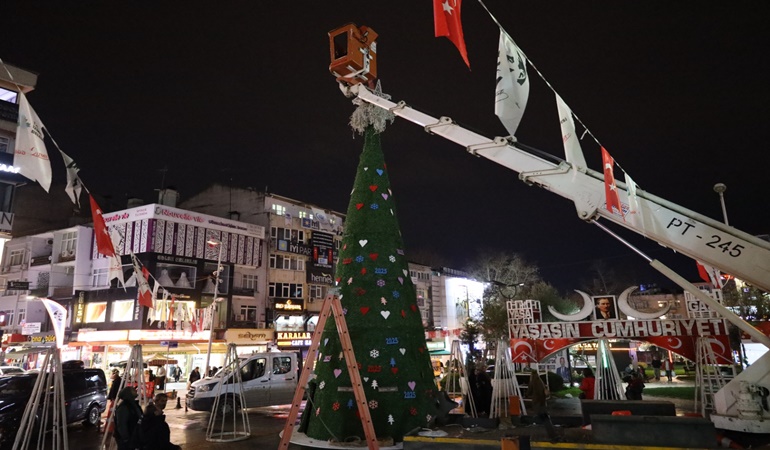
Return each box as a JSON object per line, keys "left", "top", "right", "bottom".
{"left": 57, "top": 375, "right": 770, "bottom": 449}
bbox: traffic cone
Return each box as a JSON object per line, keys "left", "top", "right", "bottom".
{"left": 175, "top": 392, "right": 182, "bottom": 409}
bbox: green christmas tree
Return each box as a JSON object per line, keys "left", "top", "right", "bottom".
{"left": 304, "top": 123, "right": 439, "bottom": 443}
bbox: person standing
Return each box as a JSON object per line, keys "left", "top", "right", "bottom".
{"left": 155, "top": 364, "right": 166, "bottom": 391}
{"left": 188, "top": 366, "right": 201, "bottom": 389}
{"left": 140, "top": 393, "right": 181, "bottom": 450}
{"left": 579, "top": 368, "right": 596, "bottom": 399}
{"left": 625, "top": 371, "right": 645, "bottom": 400}
{"left": 664, "top": 358, "right": 674, "bottom": 383}
{"left": 173, "top": 366, "right": 181, "bottom": 383}
{"left": 104, "top": 369, "right": 122, "bottom": 433}
{"left": 651, "top": 355, "right": 662, "bottom": 381}
{"left": 114, "top": 387, "right": 142, "bottom": 450}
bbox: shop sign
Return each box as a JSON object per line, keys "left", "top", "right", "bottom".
{"left": 77, "top": 330, "right": 129, "bottom": 343}
{"left": 224, "top": 329, "right": 275, "bottom": 344}
{"left": 28, "top": 334, "right": 56, "bottom": 344}
{"left": 275, "top": 299, "right": 304, "bottom": 311}
{"left": 277, "top": 240, "right": 313, "bottom": 256}
{"left": 22, "top": 322, "right": 41, "bottom": 335}
{"left": 307, "top": 267, "right": 334, "bottom": 285}
{"left": 128, "top": 329, "right": 210, "bottom": 342}
{"left": 426, "top": 341, "right": 445, "bottom": 351}
{"left": 276, "top": 331, "right": 312, "bottom": 347}
{"left": 7, "top": 281, "right": 29, "bottom": 290}
{"left": 75, "top": 292, "right": 85, "bottom": 323}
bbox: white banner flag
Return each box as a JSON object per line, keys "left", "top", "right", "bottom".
{"left": 556, "top": 94, "right": 587, "bottom": 169}
{"left": 14, "top": 92, "right": 52, "bottom": 192}
{"left": 495, "top": 32, "right": 530, "bottom": 137}
{"left": 40, "top": 298, "right": 67, "bottom": 348}
{"left": 312, "top": 207, "right": 332, "bottom": 231}
{"left": 59, "top": 149, "right": 82, "bottom": 206}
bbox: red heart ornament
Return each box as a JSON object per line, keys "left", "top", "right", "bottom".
{"left": 356, "top": 203, "right": 364, "bottom": 210}
{"left": 401, "top": 310, "right": 406, "bottom": 318}
{"left": 369, "top": 185, "right": 378, "bottom": 192}
{"left": 360, "top": 307, "right": 370, "bottom": 315}
{"left": 369, "top": 253, "right": 378, "bottom": 261}
{"left": 410, "top": 304, "right": 417, "bottom": 312}
{"left": 391, "top": 367, "right": 398, "bottom": 374}
{"left": 360, "top": 268, "right": 367, "bottom": 275}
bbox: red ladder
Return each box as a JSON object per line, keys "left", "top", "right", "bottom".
{"left": 279, "top": 294, "right": 379, "bottom": 450}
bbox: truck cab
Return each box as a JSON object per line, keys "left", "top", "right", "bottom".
{"left": 186, "top": 352, "right": 297, "bottom": 412}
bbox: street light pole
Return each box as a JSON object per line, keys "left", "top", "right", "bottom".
{"left": 714, "top": 183, "right": 729, "bottom": 226}
{"left": 204, "top": 239, "right": 224, "bottom": 378}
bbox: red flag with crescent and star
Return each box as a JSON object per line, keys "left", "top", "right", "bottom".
{"left": 601, "top": 147, "right": 623, "bottom": 217}
{"left": 433, "top": 0, "right": 470, "bottom": 68}
{"left": 535, "top": 338, "right": 581, "bottom": 359}
{"left": 510, "top": 338, "right": 537, "bottom": 363}
{"left": 89, "top": 195, "right": 116, "bottom": 257}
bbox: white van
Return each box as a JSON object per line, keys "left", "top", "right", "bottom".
{"left": 186, "top": 352, "right": 298, "bottom": 412}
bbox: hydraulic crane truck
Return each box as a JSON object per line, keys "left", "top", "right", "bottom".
{"left": 329, "top": 23, "right": 770, "bottom": 434}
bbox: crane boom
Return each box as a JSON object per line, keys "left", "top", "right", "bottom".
{"left": 342, "top": 83, "right": 770, "bottom": 293}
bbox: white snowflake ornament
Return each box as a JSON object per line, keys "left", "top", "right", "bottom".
{"left": 370, "top": 349, "right": 380, "bottom": 358}
{"left": 368, "top": 400, "right": 379, "bottom": 409}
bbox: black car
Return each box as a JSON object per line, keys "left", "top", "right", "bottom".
{"left": 0, "top": 368, "right": 107, "bottom": 448}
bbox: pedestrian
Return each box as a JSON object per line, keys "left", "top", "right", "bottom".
{"left": 473, "top": 366, "right": 493, "bottom": 417}
{"left": 188, "top": 366, "right": 201, "bottom": 389}
{"left": 651, "top": 355, "right": 662, "bottom": 381}
{"left": 104, "top": 369, "right": 121, "bottom": 433}
{"left": 579, "top": 368, "right": 596, "bottom": 400}
{"left": 664, "top": 358, "right": 674, "bottom": 383}
{"left": 155, "top": 364, "right": 166, "bottom": 391}
{"left": 625, "top": 371, "right": 645, "bottom": 400}
{"left": 140, "top": 393, "right": 181, "bottom": 450}
{"left": 114, "top": 387, "right": 142, "bottom": 450}
{"left": 173, "top": 366, "right": 181, "bottom": 383}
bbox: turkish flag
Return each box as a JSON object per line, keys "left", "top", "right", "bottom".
{"left": 535, "top": 338, "right": 581, "bottom": 359}
{"left": 601, "top": 147, "right": 623, "bottom": 216}
{"left": 89, "top": 195, "right": 116, "bottom": 257}
{"left": 434, "top": 0, "right": 470, "bottom": 68}
{"left": 510, "top": 338, "right": 536, "bottom": 363}
{"left": 138, "top": 266, "right": 153, "bottom": 309}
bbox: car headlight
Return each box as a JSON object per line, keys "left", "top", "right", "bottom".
{"left": 197, "top": 383, "right": 216, "bottom": 393}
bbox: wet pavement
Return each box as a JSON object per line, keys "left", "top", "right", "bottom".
{"left": 49, "top": 377, "right": 702, "bottom": 449}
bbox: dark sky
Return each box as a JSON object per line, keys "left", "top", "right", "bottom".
{"left": 3, "top": 1, "right": 770, "bottom": 292}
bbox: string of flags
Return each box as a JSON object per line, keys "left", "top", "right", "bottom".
{"left": 430, "top": 2, "right": 733, "bottom": 286}
{"left": 2, "top": 59, "right": 212, "bottom": 334}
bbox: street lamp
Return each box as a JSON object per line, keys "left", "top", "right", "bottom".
{"left": 204, "top": 238, "right": 224, "bottom": 378}
{"left": 714, "top": 183, "right": 729, "bottom": 226}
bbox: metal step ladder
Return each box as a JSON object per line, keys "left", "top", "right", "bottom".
{"left": 279, "top": 293, "right": 378, "bottom": 450}
{"left": 695, "top": 337, "right": 734, "bottom": 416}
{"left": 490, "top": 339, "right": 526, "bottom": 418}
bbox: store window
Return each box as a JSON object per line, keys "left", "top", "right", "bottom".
{"left": 85, "top": 302, "right": 107, "bottom": 323}
{"left": 111, "top": 300, "right": 135, "bottom": 322}
{"left": 309, "top": 285, "right": 326, "bottom": 300}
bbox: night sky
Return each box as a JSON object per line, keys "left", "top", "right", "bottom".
{"left": 3, "top": 1, "right": 770, "bottom": 292}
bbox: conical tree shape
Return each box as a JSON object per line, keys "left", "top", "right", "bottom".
{"left": 305, "top": 126, "right": 438, "bottom": 442}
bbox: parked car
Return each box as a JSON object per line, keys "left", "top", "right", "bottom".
{"left": 0, "top": 368, "right": 107, "bottom": 449}
{"left": 187, "top": 352, "right": 297, "bottom": 413}
{"left": 0, "top": 366, "right": 25, "bottom": 376}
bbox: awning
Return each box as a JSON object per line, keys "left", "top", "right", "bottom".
{"left": 147, "top": 358, "right": 179, "bottom": 366}
{"left": 5, "top": 347, "right": 48, "bottom": 360}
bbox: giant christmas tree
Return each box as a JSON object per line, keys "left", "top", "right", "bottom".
{"left": 304, "top": 118, "right": 439, "bottom": 443}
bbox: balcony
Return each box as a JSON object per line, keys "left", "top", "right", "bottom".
{"left": 232, "top": 287, "right": 256, "bottom": 296}
{"left": 30, "top": 255, "right": 52, "bottom": 266}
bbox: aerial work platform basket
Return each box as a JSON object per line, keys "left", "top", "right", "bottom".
{"left": 328, "top": 23, "right": 377, "bottom": 85}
